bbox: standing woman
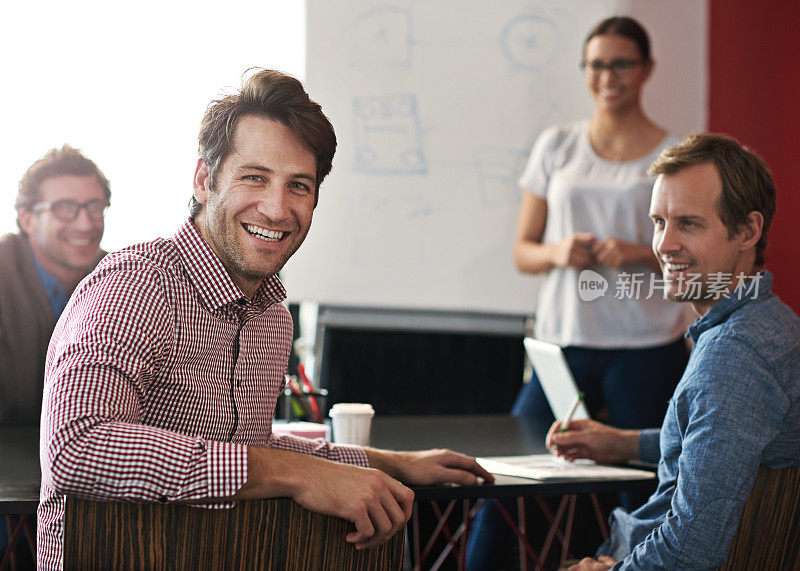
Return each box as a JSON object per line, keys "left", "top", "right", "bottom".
{"left": 467, "top": 16, "right": 688, "bottom": 570}
{"left": 511, "top": 16, "right": 688, "bottom": 430}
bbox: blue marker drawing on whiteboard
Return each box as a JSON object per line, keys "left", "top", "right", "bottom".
{"left": 501, "top": 14, "right": 559, "bottom": 70}
{"left": 353, "top": 94, "right": 428, "bottom": 175}
{"left": 350, "top": 7, "right": 413, "bottom": 68}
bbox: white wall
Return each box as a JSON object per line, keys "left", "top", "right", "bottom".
{"left": 625, "top": 0, "right": 708, "bottom": 136}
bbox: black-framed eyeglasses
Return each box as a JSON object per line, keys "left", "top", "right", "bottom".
{"left": 32, "top": 199, "right": 109, "bottom": 221}
{"left": 581, "top": 58, "right": 642, "bottom": 78}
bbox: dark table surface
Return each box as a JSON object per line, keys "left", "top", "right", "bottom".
{"left": 0, "top": 415, "right": 655, "bottom": 513}
{"left": 370, "top": 414, "right": 656, "bottom": 501}
{"left": 371, "top": 414, "right": 550, "bottom": 457}
{"left": 0, "top": 424, "right": 40, "bottom": 514}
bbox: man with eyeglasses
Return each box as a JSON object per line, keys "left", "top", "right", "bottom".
{"left": 0, "top": 145, "right": 109, "bottom": 424}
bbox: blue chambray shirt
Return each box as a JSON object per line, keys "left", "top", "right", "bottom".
{"left": 598, "top": 271, "right": 800, "bottom": 569}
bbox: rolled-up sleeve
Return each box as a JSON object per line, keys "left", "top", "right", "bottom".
{"left": 268, "top": 433, "right": 369, "bottom": 467}
{"left": 638, "top": 429, "right": 661, "bottom": 465}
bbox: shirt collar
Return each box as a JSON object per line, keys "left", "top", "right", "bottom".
{"left": 687, "top": 270, "right": 773, "bottom": 342}
{"left": 172, "top": 218, "right": 286, "bottom": 313}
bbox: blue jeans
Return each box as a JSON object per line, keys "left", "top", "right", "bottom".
{"left": 466, "top": 339, "right": 689, "bottom": 570}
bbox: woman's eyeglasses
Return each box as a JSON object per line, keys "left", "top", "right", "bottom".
{"left": 581, "top": 58, "right": 642, "bottom": 79}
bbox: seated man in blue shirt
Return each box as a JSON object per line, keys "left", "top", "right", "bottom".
{"left": 0, "top": 145, "right": 110, "bottom": 424}
{"left": 547, "top": 133, "right": 800, "bottom": 570}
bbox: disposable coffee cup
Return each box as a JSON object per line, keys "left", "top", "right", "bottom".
{"left": 329, "top": 403, "right": 375, "bottom": 446}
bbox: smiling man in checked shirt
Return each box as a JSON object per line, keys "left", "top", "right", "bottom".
{"left": 37, "top": 69, "right": 493, "bottom": 570}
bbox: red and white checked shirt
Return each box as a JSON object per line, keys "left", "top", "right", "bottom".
{"left": 37, "top": 219, "right": 368, "bottom": 570}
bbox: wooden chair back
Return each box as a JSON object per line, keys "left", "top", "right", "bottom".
{"left": 720, "top": 465, "right": 800, "bottom": 570}
{"left": 63, "top": 497, "right": 404, "bottom": 570}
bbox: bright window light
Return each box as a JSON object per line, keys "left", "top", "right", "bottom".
{"left": 0, "top": 0, "right": 305, "bottom": 251}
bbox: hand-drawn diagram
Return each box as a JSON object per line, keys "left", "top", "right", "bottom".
{"left": 353, "top": 194, "right": 432, "bottom": 267}
{"left": 353, "top": 94, "right": 428, "bottom": 175}
{"left": 350, "top": 7, "right": 412, "bottom": 68}
{"left": 501, "top": 14, "right": 559, "bottom": 70}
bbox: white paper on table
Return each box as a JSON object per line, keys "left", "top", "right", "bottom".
{"left": 477, "top": 454, "right": 656, "bottom": 481}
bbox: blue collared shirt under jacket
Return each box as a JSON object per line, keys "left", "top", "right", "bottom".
{"left": 32, "top": 253, "right": 70, "bottom": 319}
{"left": 598, "top": 271, "right": 800, "bottom": 569}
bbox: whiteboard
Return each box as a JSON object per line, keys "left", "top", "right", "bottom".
{"left": 283, "top": 0, "right": 707, "bottom": 315}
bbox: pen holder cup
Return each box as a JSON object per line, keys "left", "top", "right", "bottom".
{"left": 279, "top": 388, "right": 328, "bottom": 422}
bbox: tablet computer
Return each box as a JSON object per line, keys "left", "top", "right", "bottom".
{"left": 523, "top": 337, "right": 590, "bottom": 421}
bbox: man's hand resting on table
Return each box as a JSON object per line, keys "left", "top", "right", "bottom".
{"left": 366, "top": 448, "right": 496, "bottom": 487}
{"left": 236, "top": 447, "right": 413, "bottom": 550}
{"left": 546, "top": 419, "right": 640, "bottom": 464}
{"left": 236, "top": 446, "right": 493, "bottom": 550}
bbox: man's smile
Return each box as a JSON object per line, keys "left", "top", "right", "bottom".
{"left": 663, "top": 260, "right": 692, "bottom": 273}
{"left": 244, "top": 223, "right": 286, "bottom": 242}
{"left": 62, "top": 236, "right": 97, "bottom": 247}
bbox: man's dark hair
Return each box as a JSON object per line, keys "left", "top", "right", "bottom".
{"left": 649, "top": 133, "right": 776, "bottom": 266}
{"left": 16, "top": 145, "right": 111, "bottom": 230}
{"left": 191, "top": 69, "right": 337, "bottom": 217}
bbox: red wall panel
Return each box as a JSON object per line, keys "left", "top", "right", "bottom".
{"left": 709, "top": 0, "right": 800, "bottom": 311}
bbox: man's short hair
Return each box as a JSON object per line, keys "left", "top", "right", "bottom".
{"left": 191, "top": 69, "right": 337, "bottom": 217}
{"left": 16, "top": 145, "right": 111, "bottom": 228}
{"left": 648, "top": 133, "right": 776, "bottom": 266}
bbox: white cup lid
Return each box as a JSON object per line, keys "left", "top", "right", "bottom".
{"left": 329, "top": 403, "right": 374, "bottom": 416}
